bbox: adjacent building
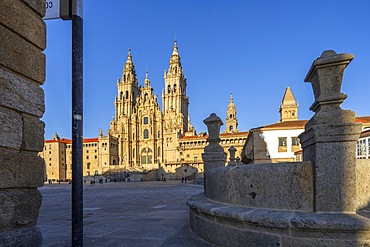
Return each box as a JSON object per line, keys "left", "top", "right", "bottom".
{"left": 241, "top": 87, "right": 370, "bottom": 164}
{"left": 242, "top": 87, "right": 306, "bottom": 163}
{"left": 357, "top": 128, "right": 370, "bottom": 159}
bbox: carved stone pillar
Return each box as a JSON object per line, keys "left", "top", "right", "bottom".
{"left": 202, "top": 113, "right": 227, "bottom": 193}
{"left": 228, "top": 146, "right": 237, "bottom": 166}
{"left": 299, "top": 50, "right": 362, "bottom": 213}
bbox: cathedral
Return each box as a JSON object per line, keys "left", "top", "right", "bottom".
{"left": 40, "top": 41, "right": 249, "bottom": 181}
{"left": 108, "top": 41, "right": 190, "bottom": 170}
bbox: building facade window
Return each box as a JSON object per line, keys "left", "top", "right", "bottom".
{"left": 87, "top": 163, "right": 90, "bottom": 170}
{"left": 291, "top": 137, "right": 299, "bottom": 146}
{"left": 357, "top": 139, "right": 367, "bottom": 158}
{"left": 144, "top": 129, "right": 149, "bottom": 139}
{"left": 143, "top": 117, "right": 148, "bottom": 124}
{"left": 291, "top": 137, "right": 300, "bottom": 152}
{"left": 278, "top": 137, "right": 287, "bottom": 152}
{"left": 141, "top": 148, "right": 153, "bottom": 164}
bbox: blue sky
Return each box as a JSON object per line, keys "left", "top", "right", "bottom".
{"left": 43, "top": 0, "right": 370, "bottom": 139}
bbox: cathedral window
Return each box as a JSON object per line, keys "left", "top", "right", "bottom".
{"left": 125, "top": 91, "right": 129, "bottom": 99}
{"left": 144, "top": 129, "right": 149, "bottom": 139}
{"left": 168, "top": 85, "right": 171, "bottom": 93}
{"left": 87, "top": 163, "right": 90, "bottom": 170}
{"left": 143, "top": 117, "right": 149, "bottom": 125}
{"left": 120, "top": 91, "right": 123, "bottom": 99}
{"left": 174, "top": 84, "right": 177, "bottom": 93}
{"left": 158, "top": 131, "right": 160, "bottom": 138}
{"left": 141, "top": 148, "right": 153, "bottom": 164}
{"left": 292, "top": 111, "right": 295, "bottom": 117}
{"left": 229, "top": 126, "right": 233, "bottom": 131}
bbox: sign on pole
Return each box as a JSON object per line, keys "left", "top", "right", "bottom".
{"left": 43, "top": 0, "right": 72, "bottom": 20}
{"left": 44, "top": 0, "right": 60, "bottom": 20}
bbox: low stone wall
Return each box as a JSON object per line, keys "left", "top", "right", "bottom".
{"left": 357, "top": 159, "right": 370, "bottom": 212}
{"left": 206, "top": 162, "right": 313, "bottom": 211}
{"left": 188, "top": 194, "right": 370, "bottom": 247}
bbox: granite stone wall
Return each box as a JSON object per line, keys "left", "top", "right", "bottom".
{"left": 205, "top": 161, "right": 314, "bottom": 211}
{"left": 356, "top": 159, "right": 370, "bottom": 212}
{"left": 0, "top": 0, "right": 46, "bottom": 246}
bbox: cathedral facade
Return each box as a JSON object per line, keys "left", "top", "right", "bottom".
{"left": 108, "top": 41, "right": 190, "bottom": 171}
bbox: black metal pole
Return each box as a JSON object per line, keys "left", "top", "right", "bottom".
{"left": 71, "top": 0, "right": 83, "bottom": 246}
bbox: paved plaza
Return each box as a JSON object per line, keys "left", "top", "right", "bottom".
{"left": 38, "top": 181, "right": 214, "bottom": 247}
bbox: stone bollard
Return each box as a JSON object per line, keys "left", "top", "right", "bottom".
{"left": 299, "top": 50, "right": 362, "bottom": 213}
{"left": 202, "top": 113, "right": 227, "bottom": 193}
{"left": 228, "top": 146, "right": 237, "bottom": 166}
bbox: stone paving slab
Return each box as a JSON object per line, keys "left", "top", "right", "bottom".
{"left": 38, "top": 181, "right": 215, "bottom": 247}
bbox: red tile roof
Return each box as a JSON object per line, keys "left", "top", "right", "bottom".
{"left": 44, "top": 137, "right": 97, "bottom": 144}
{"left": 356, "top": 116, "right": 370, "bottom": 123}
{"left": 251, "top": 116, "right": 370, "bottom": 131}
{"left": 253, "top": 120, "right": 308, "bottom": 131}
{"left": 44, "top": 138, "right": 71, "bottom": 144}
{"left": 179, "top": 131, "right": 249, "bottom": 141}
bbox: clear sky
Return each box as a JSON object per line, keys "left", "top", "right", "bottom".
{"left": 43, "top": 0, "right": 370, "bottom": 139}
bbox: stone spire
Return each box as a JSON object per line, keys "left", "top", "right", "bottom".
{"left": 168, "top": 40, "right": 183, "bottom": 76}
{"left": 279, "top": 86, "right": 298, "bottom": 122}
{"left": 224, "top": 93, "right": 238, "bottom": 133}
{"left": 122, "top": 49, "right": 138, "bottom": 86}
{"left": 144, "top": 70, "right": 150, "bottom": 87}
{"left": 52, "top": 132, "right": 60, "bottom": 140}
{"left": 188, "top": 115, "right": 194, "bottom": 132}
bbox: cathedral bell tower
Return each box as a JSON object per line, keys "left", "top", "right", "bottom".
{"left": 162, "top": 41, "right": 189, "bottom": 164}
{"left": 162, "top": 40, "right": 189, "bottom": 133}
{"left": 115, "top": 49, "right": 141, "bottom": 119}
{"left": 110, "top": 49, "right": 141, "bottom": 168}
{"left": 224, "top": 93, "right": 239, "bottom": 133}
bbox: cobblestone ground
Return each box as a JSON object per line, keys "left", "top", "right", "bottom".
{"left": 38, "top": 181, "right": 214, "bottom": 247}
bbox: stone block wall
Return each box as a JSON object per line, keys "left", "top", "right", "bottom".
{"left": 356, "top": 159, "right": 370, "bottom": 212}
{"left": 205, "top": 162, "right": 314, "bottom": 211}
{"left": 0, "top": 0, "right": 45, "bottom": 246}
